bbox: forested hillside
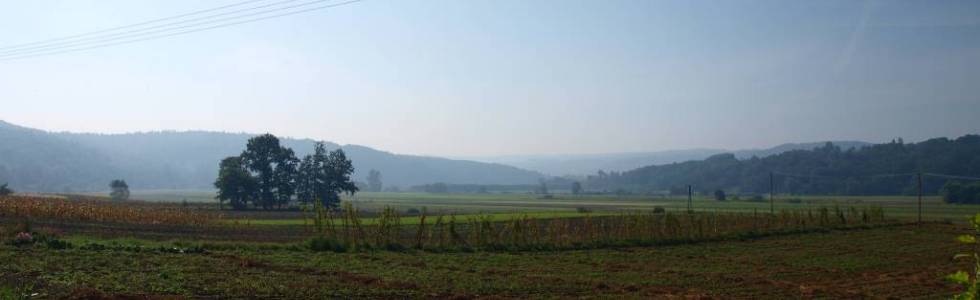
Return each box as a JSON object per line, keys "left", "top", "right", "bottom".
{"left": 468, "top": 141, "right": 869, "bottom": 176}
{"left": 586, "top": 135, "right": 980, "bottom": 195}
{"left": 0, "top": 121, "right": 542, "bottom": 192}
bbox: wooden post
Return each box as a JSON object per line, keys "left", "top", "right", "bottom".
{"left": 688, "top": 185, "right": 693, "bottom": 213}
{"left": 769, "top": 172, "right": 775, "bottom": 215}
{"left": 918, "top": 172, "right": 922, "bottom": 224}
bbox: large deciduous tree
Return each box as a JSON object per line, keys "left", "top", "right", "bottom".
{"left": 215, "top": 136, "right": 356, "bottom": 210}
{"left": 295, "top": 142, "right": 359, "bottom": 209}
{"left": 323, "top": 148, "right": 358, "bottom": 208}
{"left": 296, "top": 154, "right": 317, "bottom": 205}
{"left": 241, "top": 134, "right": 298, "bottom": 210}
{"left": 214, "top": 156, "right": 257, "bottom": 210}
{"left": 272, "top": 148, "right": 299, "bottom": 209}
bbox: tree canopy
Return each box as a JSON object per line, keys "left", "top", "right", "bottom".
{"left": 214, "top": 156, "right": 256, "bottom": 210}
{"left": 109, "top": 179, "right": 130, "bottom": 201}
{"left": 0, "top": 183, "right": 12, "bottom": 196}
{"left": 216, "top": 136, "right": 357, "bottom": 210}
{"left": 941, "top": 181, "right": 980, "bottom": 204}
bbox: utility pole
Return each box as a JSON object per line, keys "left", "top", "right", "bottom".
{"left": 918, "top": 172, "right": 923, "bottom": 225}
{"left": 688, "top": 185, "right": 693, "bottom": 214}
{"left": 769, "top": 172, "right": 775, "bottom": 215}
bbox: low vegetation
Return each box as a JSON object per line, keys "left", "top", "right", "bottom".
{"left": 0, "top": 222, "right": 968, "bottom": 298}
{"left": 0, "top": 195, "right": 217, "bottom": 226}
{"left": 301, "top": 203, "right": 890, "bottom": 252}
{"left": 948, "top": 213, "right": 980, "bottom": 299}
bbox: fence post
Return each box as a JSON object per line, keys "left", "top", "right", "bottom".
{"left": 918, "top": 172, "right": 922, "bottom": 225}
{"left": 687, "top": 185, "right": 692, "bottom": 213}
{"left": 769, "top": 172, "right": 775, "bottom": 215}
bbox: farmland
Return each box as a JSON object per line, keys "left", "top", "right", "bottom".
{"left": 0, "top": 191, "right": 977, "bottom": 298}
{"left": 118, "top": 190, "right": 980, "bottom": 223}
{"left": 0, "top": 219, "right": 971, "bottom": 298}
{"left": 3, "top": 0, "right": 977, "bottom": 298}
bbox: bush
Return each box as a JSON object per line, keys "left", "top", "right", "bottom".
{"left": 942, "top": 181, "right": 980, "bottom": 204}
{"left": 406, "top": 207, "right": 421, "bottom": 214}
{"left": 713, "top": 190, "right": 726, "bottom": 201}
{"left": 0, "top": 183, "right": 12, "bottom": 196}
{"left": 45, "top": 239, "right": 73, "bottom": 250}
{"left": 307, "top": 236, "right": 346, "bottom": 252}
{"left": 787, "top": 198, "right": 803, "bottom": 204}
{"left": 749, "top": 195, "right": 765, "bottom": 202}
{"left": 653, "top": 206, "right": 665, "bottom": 214}
{"left": 576, "top": 207, "right": 592, "bottom": 213}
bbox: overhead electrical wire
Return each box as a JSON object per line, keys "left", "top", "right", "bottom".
{"left": 0, "top": 0, "right": 363, "bottom": 62}
{"left": 772, "top": 171, "right": 917, "bottom": 180}
{"left": 0, "top": 0, "right": 276, "bottom": 52}
{"left": 0, "top": 0, "right": 309, "bottom": 56}
{"left": 924, "top": 173, "right": 980, "bottom": 181}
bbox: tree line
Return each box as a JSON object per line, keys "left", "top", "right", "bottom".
{"left": 214, "top": 134, "right": 357, "bottom": 210}
{"left": 941, "top": 181, "right": 980, "bottom": 204}
{"left": 585, "top": 135, "right": 980, "bottom": 197}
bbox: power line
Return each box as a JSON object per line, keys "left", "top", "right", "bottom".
{"left": 0, "top": 0, "right": 354, "bottom": 59}
{"left": 0, "top": 0, "right": 364, "bottom": 62}
{"left": 0, "top": 0, "right": 312, "bottom": 56}
{"left": 924, "top": 173, "right": 980, "bottom": 181}
{"left": 772, "top": 171, "right": 916, "bottom": 180}
{"left": 771, "top": 172, "right": 838, "bottom": 179}
{"left": 0, "top": 0, "right": 275, "bottom": 52}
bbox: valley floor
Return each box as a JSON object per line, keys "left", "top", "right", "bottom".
{"left": 0, "top": 223, "right": 969, "bottom": 299}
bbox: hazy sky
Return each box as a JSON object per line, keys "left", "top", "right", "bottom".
{"left": 1, "top": 0, "right": 978, "bottom": 156}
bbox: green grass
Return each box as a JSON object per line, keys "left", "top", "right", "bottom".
{"left": 232, "top": 210, "right": 621, "bottom": 226}
{"left": 115, "top": 190, "right": 980, "bottom": 223}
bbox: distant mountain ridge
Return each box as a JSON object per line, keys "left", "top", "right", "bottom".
{"left": 0, "top": 120, "right": 543, "bottom": 192}
{"left": 465, "top": 141, "right": 872, "bottom": 176}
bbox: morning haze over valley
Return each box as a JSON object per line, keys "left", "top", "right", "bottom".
{"left": 0, "top": 0, "right": 978, "bottom": 298}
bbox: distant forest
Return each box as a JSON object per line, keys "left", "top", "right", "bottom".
{"left": 585, "top": 135, "right": 980, "bottom": 196}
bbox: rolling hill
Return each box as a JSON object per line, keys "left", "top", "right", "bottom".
{"left": 465, "top": 141, "right": 871, "bottom": 176}
{"left": 585, "top": 136, "right": 980, "bottom": 195}
{"left": 0, "top": 120, "right": 543, "bottom": 192}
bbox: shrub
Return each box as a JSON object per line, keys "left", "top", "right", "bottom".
{"left": 575, "top": 207, "right": 592, "bottom": 213}
{"left": 406, "top": 207, "right": 421, "bottom": 214}
{"left": 713, "top": 190, "right": 726, "bottom": 201}
{"left": 787, "top": 198, "right": 803, "bottom": 204}
{"left": 947, "top": 213, "right": 980, "bottom": 298}
{"left": 749, "top": 195, "right": 765, "bottom": 202}
{"left": 306, "top": 236, "right": 346, "bottom": 252}
{"left": 45, "top": 239, "right": 72, "bottom": 250}
{"left": 653, "top": 206, "right": 666, "bottom": 214}
{"left": 0, "top": 183, "right": 12, "bottom": 196}
{"left": 942, "top": 181, "right": 980, "bottom": 204}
